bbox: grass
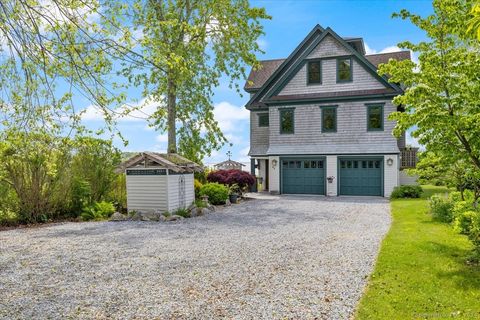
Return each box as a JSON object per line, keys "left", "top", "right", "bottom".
{"left": 355, "top": 185, "right": 480, "bottom": 320}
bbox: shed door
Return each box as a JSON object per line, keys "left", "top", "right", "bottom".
{"left": 282, "top": 159, "right": 325, "bottom": 195}
{"left": 339, "top": 158, "right": 383, "bottom": 196}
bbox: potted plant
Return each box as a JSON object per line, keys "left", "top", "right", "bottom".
{"left": 228, "top": 183, "right": 241, "bottom": 203}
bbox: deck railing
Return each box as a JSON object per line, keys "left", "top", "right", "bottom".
{"left": 400, "top": 148, "right": 418, "bottom": 169}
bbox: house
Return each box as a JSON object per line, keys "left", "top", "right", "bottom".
{"left": 117, "top": 152, "right": 202, "bottom": 213}
{"left": 245, "top": 24, "right": 415, "bottom": 197}
{"left": 213, "top": 159, "right": 246, "bottom": 171}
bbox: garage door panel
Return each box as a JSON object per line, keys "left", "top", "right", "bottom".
{"left": 282, "top": 158, "right": 325, "bottom": 195}
{"left": 339, "top": 158, "right": 382, "bottom": 196}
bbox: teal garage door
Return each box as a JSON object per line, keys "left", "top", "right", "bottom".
{"left": 339, "top": 158, "right": 383, "bottom": 196}
{"left": 282, "top": 158, "right": 325, "bottom": 195}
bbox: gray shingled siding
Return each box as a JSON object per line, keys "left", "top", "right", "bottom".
{"left": 307, "top": 35, "right": 350, "bottom": 59}
{"left": 398, "top": 131, "right": 406, "bottom": 149}
{"left": 249, "top": 111, "right": 269, "bottom": 155}
{"left": 266, "top": 100, "right": 400, "bottom": 155}
{"left": 280, "top": 58, "right": 385, "bottom": 96}
{"left": 261, "top": 32, "right": 325, "bottom": 99}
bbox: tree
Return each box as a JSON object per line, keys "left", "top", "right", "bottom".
{"left": 0, "top": 129, "right": 73, "bottom": 222}
{"left": 71, "top": 137, "right": 122, "bottom": 203}
{"left": 109, "top": 0, "right": 269, "bottom": 159}
{"left": 381, "top": 0, "right": 480, "bottom": 174}
{"left": 468, "top": 1, "right": 480, "bottom": 40}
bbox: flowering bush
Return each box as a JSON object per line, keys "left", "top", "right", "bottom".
{"left": 207, "top": 169, "right": 255, "bottom": 191}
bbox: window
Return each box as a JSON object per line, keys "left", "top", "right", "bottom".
{"left": 258, "top": 113, "right": 269, "bottom": 127}
{"left": 321, "top": 106, "right": 337, "bottom": 132}
{"left": 280, "top": 108, "right": 294, "bottom": 134}
{"left": 367, "top": 104, "right": 384, "bottom": 131}
{"left": 307, "top": 61, "right": 321, "bottom": 84}
{"left": 337, "top": 57, "right": 352, "bottom": 82}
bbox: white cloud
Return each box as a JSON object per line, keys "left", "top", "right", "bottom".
{"left": 257, "top": 38, "right": 268, "bottom": 51}
{"left": 156, "top": 133, "right": 168, "bottom": 142}
{"left": 81, "top": 96, "right": 163, "bottom": 123}
{"left": 379, "top": 46, "right": 402, "bottom": 54}
{"left": 213, "top": 101, "right": 249, "bottom": 132}
{"left": 364, "top": 42, "right": 377, "bottom": 55}
{"left": 364, "top": 43, "right": 402, "bottom": 55}
{"left": 237, "top": 146, "right": 251, "bottom": 162}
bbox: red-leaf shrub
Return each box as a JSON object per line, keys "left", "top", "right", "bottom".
{"left": 207, "top": 169, "right": 255, "bottom": 190}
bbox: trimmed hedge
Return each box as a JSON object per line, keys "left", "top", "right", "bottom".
{"left": 199, "top": 183, "right": 229, "bottom": 205}
{"left": 390, "top": 185, "right": 423, "bottom": 199}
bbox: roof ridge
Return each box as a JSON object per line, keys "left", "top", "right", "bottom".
{"left": 365, "top": 51, "right": 410, "bottom": 56}
{"left": 258, "top": 58, "right": 286, "bottom": 62}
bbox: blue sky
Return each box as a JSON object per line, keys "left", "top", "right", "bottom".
{"left": 82, "top": 0, "right": 433, "bottom": 165}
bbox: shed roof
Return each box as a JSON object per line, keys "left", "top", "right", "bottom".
{"left": 213, "top": 159, "right": 246, "bottom": 168}
{"left": 117, "top": 152, "right": 203, "bottom": 173}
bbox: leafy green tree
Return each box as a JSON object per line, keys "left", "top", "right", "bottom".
{"left": 107, "top": 0, "right": 269, "bottom": 160}
{"left": 382, "top": 0, "right": 480, "bottom": 174}
{"left": 71, "top": 137, "right": 122, "bottom": 204}
{"left": 0, "top": 129, "right": 73, "bottom": 222}
{"left": 468, "top": 1, "right": 480, "bottom": 40}
{"left": 0, "top": 0, "right": 140, "bottom": 134}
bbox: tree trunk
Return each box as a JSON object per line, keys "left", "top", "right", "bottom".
{"left": 167, "top": 74, "right": 177, "bottom": 154}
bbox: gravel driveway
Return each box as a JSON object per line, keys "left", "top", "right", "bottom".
{"left": 0, "top": 196, "right": 390, "bottom": 320}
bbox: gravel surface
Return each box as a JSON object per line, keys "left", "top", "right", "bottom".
{"left": 0, "top": 196, "right": 390, "bottom": 320}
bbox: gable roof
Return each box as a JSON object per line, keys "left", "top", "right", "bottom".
{"left": 244, "top": 31, "right": 410, "bottom": 97}
{"left": 117, "top": 152, "right": 203, "bottom": 173}
{"left": 245, "top": 58, "right": 285, "bottom": 92}
{"left": 243, "top": 24, "right": 326, "bottom": 102}
{"left": 213, "top": 159, "right": 246, "bottom": 168}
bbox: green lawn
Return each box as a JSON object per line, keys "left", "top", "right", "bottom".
{"left": 355, "top": 186, "right": 480, "bottom": 320}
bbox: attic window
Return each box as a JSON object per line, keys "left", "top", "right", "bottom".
{"left": 337, "top": 58, "right": 352, "bottom": 82}
{"left": 307, "top": 61, "right": 321, "bottom": 84}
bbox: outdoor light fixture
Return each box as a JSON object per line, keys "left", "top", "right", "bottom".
{"left": 386, "top": 158, "right": 394, "bottom": 166}
{"left": 271, "top": 159, "right": 278, "bottom": 169}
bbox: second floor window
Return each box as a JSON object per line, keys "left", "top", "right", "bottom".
{"left": 258, "top": 113, "right": 269, "bottom": 127}
{"left": 307, "top": 61, "right": 321, "bottom": 84}
{"left": 321, "top": 106, "right": 337, "bottom": 132}
{"left": 280, "top": 109, "right": 294, "bottom": 134}
{"left": 367, "top": 104, "right": 384, "bottom": 131}
{"left": 337, "top": 57, "right": 352, "bottom": 82}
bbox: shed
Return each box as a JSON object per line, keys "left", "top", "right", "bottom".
{"left": 117, "top": 152, "right": 202, "bottom": 213}
{"left": 213, "top": 159, "right": 246, "bottom": 171}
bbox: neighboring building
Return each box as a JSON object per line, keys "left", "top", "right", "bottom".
{"left": 213, "top": 159, "right": 246, "bottom": 171}
{"left": 118, "top": 152, "right": 202, "bottom": 213}
{"left": 245, "top": 24, "right": 415, "bottom": 197}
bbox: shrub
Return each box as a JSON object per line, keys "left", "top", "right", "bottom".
{"left": 207, "top": 169, "right": 255, "bottom": 191}
{"left": 429, "top": 194, "right": 454, "bottom": 223}
{"left": 199, "top": 183, "right": 229, "bottom": 205}
{"left": 80, "top": 201, "right": 115, "bottom": 221}
{"left": 469, "top": 213, "right": 480, "bottom": 257}
{"left": 173, "top": 208, "right": 190, "bottom": 218}
{"left": 390, "top": 185, "right": 423, "bottom": 199}
{"left": 195, "top": 199, "right": 207, "bottom": 208}
{"left": 454, "top": 211, "right": 477, "bottom": 235}
{"left": 194, "top": 179, "right": 203, "bottom": 198}
{"left": 71, "top": 178, "right": 92, "bottom": 216}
